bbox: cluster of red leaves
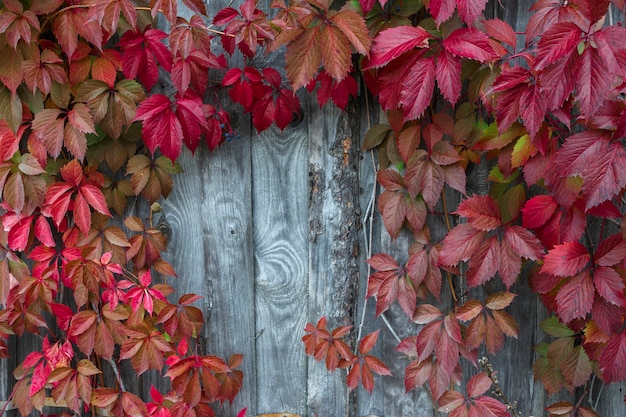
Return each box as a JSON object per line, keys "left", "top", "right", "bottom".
{"left": 305, "top": 0, "right": 626, "bottom": 413}
{"left": 0, "top": 0, "right": 261, "bottom": 416}
{"left": 302, "top": 317, "right": 391, "bottom": 393}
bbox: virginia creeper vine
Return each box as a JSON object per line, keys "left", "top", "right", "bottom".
{"left": 1, "top": 0, "right": 626, "bottom": 417}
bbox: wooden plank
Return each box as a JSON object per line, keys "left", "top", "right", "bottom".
{"left": 0, "top": 337, "right": 15, "bottom": 417}
{"left": 306, "top": 98, "right": 362, "bottom": 416}
{"left": 159, "top": 136, "right": 256, "bottom": 417}
{"left": 252, "top": 122, "right": 309, "bottom": 414}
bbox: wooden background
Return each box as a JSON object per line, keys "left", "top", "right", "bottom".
{"left": 3, "top": 1, "right": 626, "bottom": 416}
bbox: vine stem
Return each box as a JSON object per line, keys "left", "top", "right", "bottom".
{"left": 356, "top": 88, "right": 376, "bottom": 348}
{"left": 379, "top": 313, "right": 401, "bottom": 344}
{"left": 0, "top": 379, "right": 22, "bottom": 415}
{"left": 479, "top": 356, "right": 521, "bottom": 417}
{"left": 107, "top": 358, "right": 126, "bottom": 392}
{"left": 588, "top": 374, "right": 605, "bottom": 412}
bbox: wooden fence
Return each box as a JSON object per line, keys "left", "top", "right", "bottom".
{"left": 2, "top": 1, "right": 626, "bottom": 416}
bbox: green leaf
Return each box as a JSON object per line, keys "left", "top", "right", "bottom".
{"left": 50, "top": 80, "right": 71, "bottom": 108}
{"left": 362, "top": 124, "right": 392, "bottom": 151}
{"left": 541, "top": 316, "right": 575, "bottom": 338}
{"left": 0, "top": 85, "right": 22, "bottom": 133}
{"left": 17, "top": 85, "right": 44, "bottom": 114}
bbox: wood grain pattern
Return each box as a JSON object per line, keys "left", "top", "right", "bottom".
{"left": 252, "top": 122, "right": 309, "bottom": 415}
{"left": 160, "top": 138, "right": 256, "bottom": 415}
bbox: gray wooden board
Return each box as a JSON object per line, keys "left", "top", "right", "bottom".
{"left": 306, "top": 95, "right": 364, "bottom": 417}
{"left": 252, "top": 122, "right": 309, "bottom": 414}
{"left": 160, "top": 137, "right": 256, "bottom": 416}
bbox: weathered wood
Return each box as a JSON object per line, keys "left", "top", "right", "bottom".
{"left": 252, "top": 122, "right": 309, "bottom": 415}
{"left": 306, "top": 96, "right": 362, "bottom": 417}
{"left": 160, "top": 137, "right": 256, "bottom": 415}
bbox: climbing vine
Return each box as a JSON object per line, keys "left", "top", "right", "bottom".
{"left": 0, "top": 0, "right": 625, "bottom": 416}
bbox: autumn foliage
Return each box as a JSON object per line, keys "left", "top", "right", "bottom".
{"left": 0, "top": 0, "right": 626, "bottom": 416}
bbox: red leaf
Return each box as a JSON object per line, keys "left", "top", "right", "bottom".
{"left": 503, "top": 226, "right": 544, "bottom": 260}
{"left": 552, "top": 131, "right": 626, "bottom": 210}
{"left": 467, "top": 237, "right": 501, "bottom": 287}
{"left": 368, "top": 26, "right": 431, "bottom": 68}
{"left": 519, "top": 83, "right": 544, "bottom": 139}
{"left": 576, "top": 47, "right": 611, "bottom": 119}
{"left": 405, "top": 155, "right": 444, "bottom": 210}
{"left": 454, "top": 195, "right": 501, "bottom": 231}
{"left": 599, "top": 329, "right": 626, "bottom": 382}
{"left": 427, "top": 0, "right": 456, "bottom": 26}
{"left": 542, "top": 242, "right": 590, "bottom": 277}
{"left": 436, "top": 324, "right": 460, "bottom": 376}
{"left": 359, "top": 330, "right": 380, "bottom": 355}
{"left": 413, "top": 304, "right": 443, "bottom": 324}
{"left": 494, "top": 84, "right": 524, "bottom": 134}
{"left": 69, "top": 310, "right": 98, "bottom": 338}
{"left": 119, "top": 28, "right": 172, "bottom": 91}
{"left": 575, "top": 0, "right": 610, "bottom": 24}
{"left": 437, "top": 390, "right": 464, "bottom": 413}
{"left": 499, "top": 240, "right": 522, "bottom": 288}
{"left": 439, "top": 223, "right": 486, "bottom": 266}
{"left": 580, "top": 141, "right": 626, "bottom": 210}
{"left": 7, "top": 216, "right": 31, "bottom": 252}
{"left": 456, "top": 0, "right": 489, "bottom": 25}
{"left": 436, "top": 50, "right": 462, "bottom": 106}
{"left": 366, "top": 253, "right": 399, "bottom": 272}
{"left": 594, "top": 234, "right": 626, "bottom": 266}
{"left": 399, "top": 55, "right": 436, "bottom": 120}
{"left": 593, "top": 266, "right": 626, "bottom": 307}
{"left": 80, "top": 184, "right": 110, "bottom": 216}
{"left": 378, "top": 191, "right": 409, "bottom": 239}
{"left": 417, "top": 322, "right": 440, "bottom": 363}
{"left": 176, "top": 92, "right": 208, "bottom": 153}
{"left": 466, "top": 372, "right": 492, "bottom": 398}
{"left": 404, "top": 358, "right": 432, "bottom": 392}
{"left": 443, "top": 28, "right": 498, "bottom": 62}
{"left": 555, "top": 272, "right": 594, "bottom": 323}
{"left": 134, "top": 94, "right": 185, "bottom": 161}
{"left": 181, "top": 0, "right": 207, "bottom": 15}
{"left": 522, "top": 195, "right": 558, "bottom": 229}
{"left": 483, "top": 19, "right": 517, "bottom": 49}
{"left": 212, "top": 8, "right": 239, "bottom": 26}
{"left": 30, "top": 362, "right": 49, "bottom": 395}
{"left": 553, "top": 130, "right": 608, "bottom": 177}
{"left": 534, "top": 23, "right": 582, "bottom": 70}
{"left": 473, "top": 396, "right": 509, "bottom": 417}
{"left": 377, "top": 169, "right": 404, "bottom": 191}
